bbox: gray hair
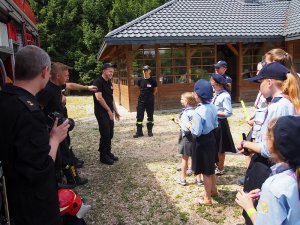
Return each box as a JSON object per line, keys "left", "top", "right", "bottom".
{"left": 15, "top": 45, "right": 51, "bottom": 80}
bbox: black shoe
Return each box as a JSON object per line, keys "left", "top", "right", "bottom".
{"left": 75, "top": 176, "right": 88, "bottom": 186}
{"left": 108, "top": 153, "right": 119, "bottom": 161}
{"left": 100, "top": 156, "right": 114, "bottom": 165}
{"left": 148, "top": 131, "right": 153, "bottom": 137}
{"left": 133, "top": 133, "right": 144, "bottom": 138}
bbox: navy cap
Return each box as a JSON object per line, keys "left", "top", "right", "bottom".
{"left": 143, "top": 65, "right": 150, "bottom": 70}
{"left": 214, "top": 60, "right": 228, "bottom": 68}
{"left": 212, "top": 73, "right": 227, "bottom": 85}
{"left": 194, "top": 79, "right": 213, "bottom": 100}
{"left": 102, "top": 63, "right": 117, "bottom": 70}
{"left": 246, "top": 62, "right": 288, "bottom": 82}
{"left": 274, "top": 116, "right": 300, "bottom": 166}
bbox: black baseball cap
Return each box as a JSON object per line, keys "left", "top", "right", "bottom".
{"left": 102, "top": 63, "right": 117, "bottom": 70}
{"left": 194, "top": 79, "right": 213, "bottom": 100}
{"left": 246, "top": 62, "right": 288, "bottom": 82}
{"left": 212, "top": 73, "right": 227, "bottom": 85}
{"left": 274, "top": 116, "right": 300, "bottom": 166}
{"left": 214, "top": 60, "right": 228, "bottom": 68}
{"left": 143, "top": 65, "right": 150, "bottom": 70}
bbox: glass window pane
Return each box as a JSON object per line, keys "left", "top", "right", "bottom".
{"left": 174, "top": 58, "right": 186, "bottom": 66}
{"left": 161, "top": 58, "right": 172, "bottom": 67}
{"left": 173, "top": 48, "right": 185, "bottom": 58}
{"left": 202, "top": 48, "right": 214, "bottom": 57}
{"left": 174, "top": 67, "right": 187, "bottom": 75}
{"left": 191, "top": 58, "right": 201, "bottom": 65}
{"left": 161, "top": 67, "right": 172, "bottom": 76}
{"left": 159, "top": 48, "right": 172, "bottom": 58}
{"left": 160, "top": 76, "right": 174, "bottom": 84}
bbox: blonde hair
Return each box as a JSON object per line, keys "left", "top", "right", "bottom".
{"left": 273, "top": 74, "right": 300, "bottom": 114}
{"left": 265, "top": 48, "right": 297, "bottom": 75}
{"left": 181, "top": 92, "right": 196, "bottom": 106}
{"left": 267, "top": 118, "right": 300, "bottom": 199}
{"left": 265, "top": 49, "right": 300, "bottom": 114}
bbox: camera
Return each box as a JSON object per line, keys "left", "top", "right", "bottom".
{"left": 47, "top": 112, "right": 75, "bottom": 131}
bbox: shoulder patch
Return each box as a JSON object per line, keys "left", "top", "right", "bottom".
{"left": 18, "top": 96, "right": 40, "bottom": 112}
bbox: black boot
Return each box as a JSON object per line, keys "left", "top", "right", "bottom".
{"left": 69, "top": 147, "right": 84, "bottom": 168}
{"left": 133, "top": 124, "right": 144, "bottom": 138}
{"left": 147, "top": 122, "right": 154, "bottom": 137}
{"left": 63, "top": 165, "right": 88, "bottom": 187}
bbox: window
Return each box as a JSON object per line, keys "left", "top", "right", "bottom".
{"left": 132, "top": 46, "right": 156, "bottom": 85}
{"left": 159, "top": 45, "right": 186, "bottom": 84}
{"left": 293, "top": 44, "right": 300, "bottom": 73}
{"left": 242, "top": 43, "right": 264, "bottom": 79}
{"left": 190, "top": 45, "right": 215, "bottom": 82}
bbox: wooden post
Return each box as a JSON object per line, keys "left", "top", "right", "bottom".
{"left": 155, "top": 44, "right": 160, "bottom": 110}
{"left": 237, "top": 42, "right": 243, "bottom": 102}
{"left": 126, "top": 45, "right": 133, "bottom": 111}
{"left": 186, "top": 44, "right": 191, "bottom": 83}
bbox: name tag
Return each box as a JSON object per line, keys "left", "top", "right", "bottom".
{"left": 147, "top": 84, "right": 152, "bottom": 87}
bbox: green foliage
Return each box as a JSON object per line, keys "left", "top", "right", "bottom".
{"left": 28, "top": 0, "right": 169, "bottom": 84}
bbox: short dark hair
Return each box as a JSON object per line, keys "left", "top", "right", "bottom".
{"left": 51, "top": 62, "right": 72, "bottom": 79}
{"left": 15, "top": 45, "right": 51, "bottom": 80}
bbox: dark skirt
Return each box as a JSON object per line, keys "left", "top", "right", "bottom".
{"left": 191, "top": 131, "right": 217, "bottom": 175}
{"left": 214, "top": 118, "right": 236, "bottom": 153}
{"left": 179, "top": 135, "right": 193, "bottom": 156}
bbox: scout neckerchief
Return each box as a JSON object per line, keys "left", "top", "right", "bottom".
{"left": 212, "top": 89, "right": 227, "bottom": 104}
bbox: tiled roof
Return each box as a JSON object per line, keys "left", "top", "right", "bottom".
{"left": 284, "top": 0, "right": 300, "bottom": 40}
{"left": 104, "top": 0, "right": 291, "bottom": 45}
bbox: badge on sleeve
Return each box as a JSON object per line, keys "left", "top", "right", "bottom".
{"left": 258, "top": 201, "right": 269, "bottom": 214}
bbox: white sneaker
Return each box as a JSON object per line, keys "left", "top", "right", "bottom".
{"left": 176, "top": 178, "right": 187, "bottom": 186}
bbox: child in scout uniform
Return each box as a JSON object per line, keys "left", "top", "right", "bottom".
{"left": 238, "top": 62, "right": 300, "bottom": 225}
{"left": 190, "top": 79, "right": 218, "bottom": 205}
{"left": 236, "top": 115, "right": 300, "bottom": 225}
{"left": 210, "top": 73, "right": 235, "bottom": 175}
{"left": 175, "top": 92, "right": 195, "bottom": 186}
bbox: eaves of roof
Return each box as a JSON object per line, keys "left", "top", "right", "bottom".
{"left": 105, "top": 35, "right": 284, "bottom": 45}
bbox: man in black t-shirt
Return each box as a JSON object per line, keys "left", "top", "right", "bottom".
{"left": 133, "top": 65, "right": 158, "bottom": 138}
{"left": 37, "top": 62, "right": 96, "bottom": 186}
{"left": 93, "top": 63, "right": 120, "bottom": 165}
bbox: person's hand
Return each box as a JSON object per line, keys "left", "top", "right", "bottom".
{"left": 248, "top": 189, "right": 261, "bottom": 201}
{"left": 235, "top": 190, "right": 255, "bottom": 211}
{"left": 236, "top": 141, "right": 251, "bottom": 156}
{"left": 115, "top": 112, "right": 120, "bottom": 121}
{"left": 50, "top": 118, "right": 69, "bottom": 143}
{"left": 108, "top": 110, "right": 114, "bottom": 120}
{"left": 87, "top": 85, "right": 98, "bottom": 92}
{"left": 247, "top": 118, "right": 254, "bottom": 126}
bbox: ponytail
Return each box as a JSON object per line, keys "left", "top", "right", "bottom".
{"left": 281, "top": 73, "right": 300, "bottom": 115}
{"left": 296, "top": 166, "right": 300, "bottom": 200}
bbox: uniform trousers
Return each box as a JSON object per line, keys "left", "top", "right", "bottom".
{"left": 95, "top": 112, "right": 114, "bottom": 157}
{"left": 136, "top": 98, "right": 154, "bottom": 122}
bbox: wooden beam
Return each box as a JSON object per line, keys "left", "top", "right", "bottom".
{"left": 237, "top": 42, "right": 243, "bottom": 102}
{"left": 155, "top": 44, "right": 161, "bottom": 110}
{"left": 186, "top": 44, "right": 191, "bottom": 83}
{"left": 226, "top": 43, "right": 238, "bottom": 56}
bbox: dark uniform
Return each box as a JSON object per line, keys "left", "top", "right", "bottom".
{"left": 37, "top": 81, "right": 87, "bottom": 186}
{"left": 135, "top": 76, "right": 157, "bottom": 136}
{"left": 93, "top": 76, "right": 115, "bottom": 160}
{"left": 0, "top": 85, "right": 61, "bottom": 225}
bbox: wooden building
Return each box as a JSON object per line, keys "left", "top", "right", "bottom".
{"left": 98, "top": 0, "right": 300, "bottom": 111}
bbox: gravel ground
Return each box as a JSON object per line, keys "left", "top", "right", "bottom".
{"left": 70, "top": 102, "right": 255, "bottom": 225}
